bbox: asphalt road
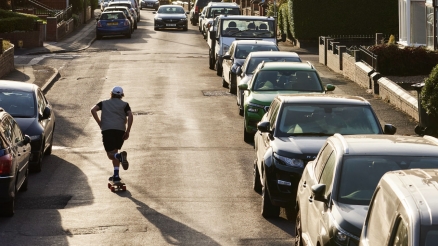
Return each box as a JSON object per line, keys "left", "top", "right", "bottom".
{"left": 0, "top": 8, "right": 418, "bottom": 246}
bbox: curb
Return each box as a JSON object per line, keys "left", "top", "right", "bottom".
{"left": 26, "top": 35, "right": 96, "bottom": 56}
{"left": 41, "top": 67, "right": 60, "bottom": 94}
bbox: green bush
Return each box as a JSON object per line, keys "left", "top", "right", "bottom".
{"left": 0, "top": 16, "right": 35, "bottom": 32}
{"left": 90, "top": 0, "right": 99, "bottom": 10}
{"left": 367, "top": 45, "right": 438, "bottom": 76}
{"left": 2, "top": 40, "right": 12, "bottom": 51}
{"left": 421, "top": 64, "right": 438, "bottom": 118}
{"left": 70, "top": 0, "right": 84, "bottom": 14}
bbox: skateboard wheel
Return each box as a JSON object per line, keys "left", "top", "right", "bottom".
{"left": 111, "top": 187, "right": 115, "bottom": 192}
{"left": 122, "top": 185, "right": 126, "bottom": 191}
{"left": 108, "top": 183, "right": 112, "bottom": 189}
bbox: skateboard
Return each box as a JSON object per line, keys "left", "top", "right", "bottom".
{"left": 108, "top": 179, "right": 127, "bottom": 192}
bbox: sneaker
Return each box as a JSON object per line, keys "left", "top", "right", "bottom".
{"left": 120, "top": 151, "right": 129, "bottom": 170}
{"left": 109, "top": 176, "right": 121, "bottom": 182}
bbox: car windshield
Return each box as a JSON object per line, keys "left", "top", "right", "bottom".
{"left": 100, "top": 12, "right": 125, "bottom": 20}
{"left": 277, "top": 104, "right": 381, "bottom": 136}
{"left": 105, "top": 9, "right": 129, "bottom": 16}
{"left": 246, "top": 57, "right": 301, "bottom": 73}
{"left": 252, "top": 70, "right": 323, "bottom": 92}
{"left": 221, "top": 19, "right": 275, "bottom": 38}
{"left": 207, "top": 7, "right": 240, "bottom": 18}
{"left": 0, "top": 90, "right": 35, "bottom": 118}
{"left": 158, "top": 7, "right": 185, "bottom": 14}
{"left": 234, "top": 45, "right": 278, "bottom": 59}
{"left": 421, "top": 226, "right": 438, "bottom": 246}
{"left": 338, "top": 156, "right": 438, "bottom": 205}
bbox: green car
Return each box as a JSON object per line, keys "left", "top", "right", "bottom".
{"left": 239, "top": 61, "right": 335, "bottom": 142}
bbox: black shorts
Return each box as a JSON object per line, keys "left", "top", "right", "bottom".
{"left": 102, "top": 129, "right": 125, "bottom": 152}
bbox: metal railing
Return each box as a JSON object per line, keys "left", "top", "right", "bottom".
{"left": 54, "top": 5, "right": 72, "bottom": 23}
{"left": 357, "top": 46, "right": 378, "bottom": 71}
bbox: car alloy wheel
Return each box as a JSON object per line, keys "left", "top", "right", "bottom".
{"left": 229, "top": 74, "right": 237, "bottom": 94}
{"left": 261, "top": 179, "right": 280, "bottom": 218}
{"left": 295, "top": 210, "right": 303, "bottom": 246}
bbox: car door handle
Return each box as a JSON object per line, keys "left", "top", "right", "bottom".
{"left": 302, "top": 181, "right": 307, "bottom": 188}
{"left": 308, "top": 196, "right": 313, "bottom": 203}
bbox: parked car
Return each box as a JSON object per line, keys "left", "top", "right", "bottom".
{"left": 109, "top": 0, "right": 140, "bottom": 22}
{"left": 295, "top": 134, "right": 438, "bottom": 246}
{"left": 199, "top": 1, "right": 240, "bottom": 37}
{"left": 254, "top": 94, "right": 397, "bottom": 219}
{"left": 0, "top": 108, "right": 31, "bottom": 217}
{"left": 235, "top": 51, "right": 302, "bottom": 116}
{"left": 103, "top": 6, "right": 137, "bottom": 31}
{"left": 101, "top": 0, "right": 110, "bottom": 11}
{"left": 153, "top": 5, "right": 189, "bottom": 31}
{"left": 239, "top": 62, "right": 335, "bottom": 142}
{"left": 140, "top": 0, "right": 160, "bottom": 10}
{"left": 189, "top": 0, "right": 221, "bottom": 26}
{"left": 207, "top": 15, "right": 285, "bottom": 77}
{"left": 360, "top": 168, "right": 438, "bottom": 246}
{"left": 0, "top": 81, "right": 55, "bottom": 173}
{"left": 222, "top": 40, "right": 279, "bottom": 94}
{"left": 96, "top": 11, "right": 132, "bottom": 39}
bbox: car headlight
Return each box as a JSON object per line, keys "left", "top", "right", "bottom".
{"left": 273, "top": 153, "right": 304, "bottom": 168}
{"left": 248, "top": 102, "right": 264, "bottom": 113}
{"left": 222, "top": 43, "right": 230, "bottom": 54}
{"left": 333, "top": 225, "right": 359, "bottom": 246}
{"left": 29, "top": 135, "right": 41, "bottom": 141}
{"left": 180, "top": 18, "right": 187, "bottom": 21}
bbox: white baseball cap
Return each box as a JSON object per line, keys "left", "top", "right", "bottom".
{"left": 111, "top": 86, "right": 124, "bottom": 96}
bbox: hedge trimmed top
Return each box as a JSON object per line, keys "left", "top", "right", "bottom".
{"left": 0, "top": 9, "right": 43, "bottom": 33}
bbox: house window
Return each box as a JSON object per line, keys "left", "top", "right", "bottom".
{"left": 411, "top": 0, "right": 426, "bottom": 45}
{"left": 426, "top": 4, "right": 434, "bottom": 49}
{"left": 399, "top": 0, "right": 407, "bottom": 43}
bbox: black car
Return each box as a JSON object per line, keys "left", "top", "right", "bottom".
{"left": 296, "top": 134, "right": 438, "bottom": 246}
{"left": 140, "top": 0, "right": 159, "bottom": 10}
{"left": 189, "top": 0, "right": 221, "bottom": 25}
{"left": 154, "top": 5, "right": 189, "bottom": 31}
{"left": 253, "top": 94, "right": 397, "bottom": 219}
{"left": 0, "top": 108, "right": 31, "bottom": 217}
{"left": 0, "top": 81, "right": 56, "bottom": 173}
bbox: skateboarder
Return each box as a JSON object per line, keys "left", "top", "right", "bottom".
{"left": 91, "top": 86, "right": 133, "bottom": 182}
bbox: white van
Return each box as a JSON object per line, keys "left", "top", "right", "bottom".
{"left": 360, "top": 169, "right": 438, "bottom": 246}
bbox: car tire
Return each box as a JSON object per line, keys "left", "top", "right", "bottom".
{"left": 140, "top": 6, "right": 142, "bottom": 10}
{"left": 30, "top": 145, "right": 44, "bottom": 173}
{"left": 253, "top": 162, "right": 262, "bottom": 193}
{"left": 209, "top": 51, "right": 215, "bottom": 70}
{"left": 96, "top": 35, "right": 102, "bottom": 40}
{"left": 45, "top": 129, "right": 54, "bottom": 156}
{"left": 134, "top": 22, "right": 137, "bottom": 29}
{"left": 243, "top": 119, "right": 253, "bottom": 143}
{"left": 216, "top": 59, "right": 222, "bottom": 76}
{"left": 126, "top": 32, "right": 131, "bottom": 39}
{"left": 230, "top": 74, "right": 237, "bottom": 94}
{"left": 183, "top": 26, "right": 188, "bottom": 31}
{"left": 261, "top": 179, "right": 280, "bottom": 218}
{"left": 295, "top": 210, "right": 303, "bottom": 246}
{"left": 1, "top": 197, "right": 14, "bottom": 217}
{"left": 222, "top": 72, "right": 228, "bottom": 88}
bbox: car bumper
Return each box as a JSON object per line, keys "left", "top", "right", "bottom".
{"left": 96, "top": 27, "right": 131, "bottom": 36}
{"left": 266, "top": 164, "right": 304, "bottom": 207}
{"left": 0, "top": 176, "right": 14, "bottom": 202}
{"left": 155, "top": 20, "right": 187, "bottom": 29}
{"left": 141, "top": 2, "right": 159, "bottom": 8}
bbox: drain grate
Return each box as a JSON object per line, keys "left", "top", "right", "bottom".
{"left": 16, "top": 195, "right": 72, "bottom": 209}
{"left": 202, "top": 90, "right": 234, "bottom": 96}
{"left": 132, "top": 111, "right": 152, "bottom": 116}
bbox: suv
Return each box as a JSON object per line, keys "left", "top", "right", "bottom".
{"left": 109, "top": 0, "right": 140, "bottom": 22}
{"left": 295, "top": 134, "right": 438, "bottom": 246}
{"left": 199, "top": 2, "right": 240, "bottom": 37}
{"left": 239, "top": 62, "right": 335, "bottom": 142}
{"left": 254, "top": 94, "right": 396, "bottom": 219}
{"left": 0, "top": 108, "right": 31, "bottom": 217}
{"left": 189, "top": 0, "right": 221, "bottom": 26}
{"left": 207, "top": 15, "right": 286, "bottom": 77}
{"left": 360, "top": 168, "right": 438, "bottom": 246}
{"left": 222, "top": 40, "right": 279, "bottom": 94}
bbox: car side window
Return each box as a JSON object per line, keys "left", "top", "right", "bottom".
{"left": 314, "top": 143, "right": 333, "bottom": 179}
{"left": 37, "top": 90, "right": 46, "bottom": 116}
{"left": 391, "top": 218, "right": 408, "bottom": 246}
{"left": 228, "top": 43, "right": 235, "bottom": 57}
{"left": 269, "top": 100, "right": 280, "bottom": 129}
{"left": 12, "top": 122, "right": 23, "bottom": 144}
{"left": 318, "top": 152, "right": 335, "bottom": 197}
{"left": 1, "top": 116, "right": 13, "bottom": 144}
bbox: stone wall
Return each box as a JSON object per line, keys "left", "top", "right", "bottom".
{"left": 378, "top": 77, "right": 418, "bottom": 121}
{"left": 0, "top": 23, "right": 45, "bottom": 48}
{"left": 46, "top": 17, "right": 75, "bottom": 42}
{"left": 342, "top": 53, "right": 355, "bottom": 81}
{"left": 0, "top": 46, "right": 15, "bottom": 79}
{"left": 326, "top": 48, "right": 342, "bottom": 74}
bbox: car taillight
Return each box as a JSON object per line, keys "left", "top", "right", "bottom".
{"left": 0, "top": 154, "right": 12, "bottom": 175}
{"left": 195, "top": 6, "right": 199, "bottom": 14}
{"left": 97, "top": 21, "right": 102, "bottom": 27}
{"left": 124, "top": 20, "right": 129, "bottom": 26}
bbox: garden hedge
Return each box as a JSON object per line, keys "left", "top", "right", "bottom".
{"left": 421, "top": 64, "right": 438, "bottom": 118}
{"left": 0, "top": 9, "right": 37, "bottom": 33}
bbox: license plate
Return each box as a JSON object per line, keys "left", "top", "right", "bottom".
{"left": 166, "top": 24, "right": 176, "bottom": 27}
{"left": 107, "top": 22, "right": 118, "bottom": 26}
{"left": 147, "top": 3, "right": 153, "bottom": 6}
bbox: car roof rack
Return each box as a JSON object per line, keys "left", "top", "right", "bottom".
{"left": 333, "top": 133, "right": 349, "bottom": 154}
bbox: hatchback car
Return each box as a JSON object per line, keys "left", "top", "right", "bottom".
{"left": 96, "top": 11, "right": 132, "bottom": 39}
{"left": 222, "top": 40, "right": 279, "bottom": 94}
{"left": 101, "top": 0, "right": 110, "bottom": 11}
{"left": 103, "top": 6, "right": 136, "bottom": 31}
{"left": 0, "top": 81, "right": 55, "bottom": 173}
{"left": 0, "top": 108, "right": 31, "bottom": 217}
{"left": 199, "top": 2, "right": 240, "bottom": 37}
{"left": 296, "top": 134, "right": 438, "bottom": 246}
{"left": 254, "top": 94, "right": 396, "bottom": 219}
{"left": 110, "top": 0, "right": 140, "bottom": 22}
{"left": 235, "top": 51, "right": 302, "bottom": 116}
{"left": 239, "top": 62, "right": 335, "bottom": 142}
{"left": 153, "top": 5, "right": 189, "bottom": 31}
{"left": 189, "top": 0, "right": 221, "bottom": 25}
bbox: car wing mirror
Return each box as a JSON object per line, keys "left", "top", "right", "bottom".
{"left": 238, "top": 84, "right": 248, "bottom": 90}
{"left": 23, "top": 135, "right": 31, "bottom": 145}
{"left": 257, "top": 121, "right": 270, "bottom": 133}
{"left": 223, "top": 54, "right": 231, "bottom": 60}
{"left": 311, "top": 184, "right": 328, "bottom": 203}
{"left": 384, "top": 124, "right": 397, "bottom": 135}
{"left": 152, "top": 11, "right": 156, "bottom": 14}
{"left": 42, "top": 107, "right": 51, "bottom": 120}
{"left": 236, "top": 66, "right": 242, "bottom": 76}
{"left": 325, "top": 84, "right": 336, "bottom": 92}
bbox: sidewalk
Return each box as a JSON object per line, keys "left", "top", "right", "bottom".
{"left": 1, "top": 19, "right": 97, "bottom": 91}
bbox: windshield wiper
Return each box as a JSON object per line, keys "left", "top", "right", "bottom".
{"left": 288, "top": 132, "right": 331, "bottom": 136}
{"left": 228, "top": 29, "right": 251, "bottom": 36}
{"left": 254, "top": 31, "right": 273, "bottom": 36}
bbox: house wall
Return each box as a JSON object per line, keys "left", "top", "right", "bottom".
{"left": 0, "top": 46, "right": 15, "bottom": 79}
